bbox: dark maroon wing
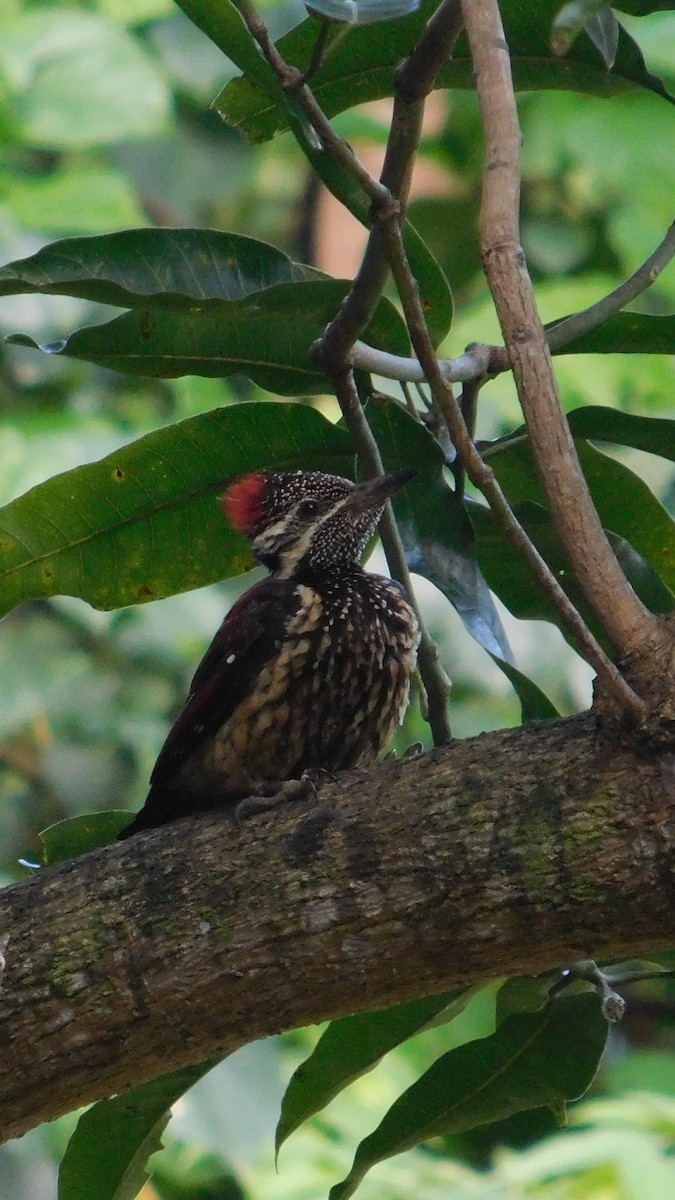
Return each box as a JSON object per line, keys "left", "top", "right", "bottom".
{"left": 118, "top": 577, "right": 299, "bottom": 837}
{"left": 150, "top": 576, "right": 299, "bottom": 789}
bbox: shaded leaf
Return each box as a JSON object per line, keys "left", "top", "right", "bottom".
{"left": 551, "top": 312, "right": 675, "bottom": 355}
{"left": 602, "top": 959, "right": 675, "bottom": 985}
{"left": 366, "top": 400, "right": 514, "bottom": 663}
{"left": 0, "top": 228, "right": 317, "bottom": 309}
{"left": 7, "top": 280, "right": 409, "bottom": 393}
{"left": 496, "top": 974, "right": 563, "bottom": 1024}
{"left": 0, "top": 402, "right": 353, "bottom": 617}
{"left": 488, "top": 656, "right": 561, "bottom": 722}
{"left": 487, "top": 437, "right": 675, "bottom": 594}
{"left": 175, "top": 0, "right": 280, "bottom": 93}
{"left": 329, "top": 993, "right": 608, "bottom": 1200}
{"left": 59, "top": 1061, "right": 219, "bottom": 1200}
{"left": 215, "top": 0, "right": 673, "bottom": 144}
{"left": 276, "top": 989, "right": 471, "bottom": 1158}
{"left": 40, "top": 812, "right": 131, "bottom": 864}
{"left": 469, "top": 499, "right": 674, "bottom": 657}
{"left": 567, "top": 405, "right": 675, "bottom": 460}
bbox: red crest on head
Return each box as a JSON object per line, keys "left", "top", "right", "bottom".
{"left": 221, "top": 474, "right": 267, "bottom": 534}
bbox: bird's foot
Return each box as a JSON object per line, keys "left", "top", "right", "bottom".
{"left": 403, "top": 741, "right": 424, "bottom": 759}
{"left": 234, "top": 771, "right": 327, "bottom": 822}
{"left": 385, "top": 741, "right": 424, "bottom": 761}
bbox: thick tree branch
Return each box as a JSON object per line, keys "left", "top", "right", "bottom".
{"left": 2, "top": 713, "right": 675, "bottom": 1142}
{"left": 460, "top": 0, "right": 660, "bottom": 668}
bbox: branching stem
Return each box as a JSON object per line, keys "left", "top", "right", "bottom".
{"left": 378, "top": 218, "right": 646, "bottom": 718}
{"left": 547, "top": 220, "right": 675, "bottom": 350}
{"left": 460, "top": 0, "right": 659, "bottom": 676}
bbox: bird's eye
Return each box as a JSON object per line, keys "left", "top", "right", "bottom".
{"left": 297, "top": 498, "right": 321, "bottom": 519}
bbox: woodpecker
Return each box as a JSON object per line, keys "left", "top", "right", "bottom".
{"left": 119, "top": 467, "right": 419, "bottom": 838}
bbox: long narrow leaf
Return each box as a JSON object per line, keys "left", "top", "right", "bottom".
{"left": 329, "top": 994, "right": 607, "bottom": 1200}
{"left": 59, "top": 1062, "right": 219, "bottom": 1200}
{"left": 488, "top": 656, "right": 561, "bottom": 721}
{"left": 276, "top": 989, "right": 472, "bottom": 1159}
{"left": 551, "top": 312, "right": 675, "bottom": 355}
{"left": 7, "top": 280, "right": 410, "bottom": 392}
{"left": 0, "top": 228, "right": 317, "bottom": 308}
{"left": 567, "top": 405, "right": 675, "bottom": 460}
{"left": 488, "top": 438, "right": 675, "bottom": 594}
{"left": 489, "top": 407, "right": 675, "bottom": 461}
{"left": 0, "top": 402, "right": 353, "bottom": 617}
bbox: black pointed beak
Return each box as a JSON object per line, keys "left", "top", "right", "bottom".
{"left": 348, "top": 467, "right": 416, "bottom": 513}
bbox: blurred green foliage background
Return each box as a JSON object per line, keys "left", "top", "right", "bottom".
{"left": 0, "top": 2, "right": 674, "bottom": 1197}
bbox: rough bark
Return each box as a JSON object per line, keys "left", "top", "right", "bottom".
{"left": 1, "top": 712, "right": 674, "bottom": 1144}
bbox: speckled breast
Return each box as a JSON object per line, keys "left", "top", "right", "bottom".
{"left": 207, "top": 573, "right": 419, "bottom": 790}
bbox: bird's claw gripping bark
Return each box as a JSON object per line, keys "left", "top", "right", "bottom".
{"left": 234, "top": 771, "right": 326, "bottom": 823}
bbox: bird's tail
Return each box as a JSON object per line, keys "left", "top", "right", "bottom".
{"left": 117, "top": 785, "right": 185, "bottom": 840}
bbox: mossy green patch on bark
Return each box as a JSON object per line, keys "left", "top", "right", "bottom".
{"left": 562, "top": 786, "right": 617, "bottom": 906}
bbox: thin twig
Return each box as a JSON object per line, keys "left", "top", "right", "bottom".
{"left": 351, "top": 341, "right": 491, "bottom": 383}
{"left": 231, "top": 0, "right": 457, "bottom": 745}
{"left": 301, "top": 16, "right": 333, "bottom": 83}
{"left": 395, "top": 0, "right": 465, "bottom": 101}
{"left": 315, "top": 102, "right": 423, "bottom": 370}
{"left": 570, "top": 960, "right": 625, "bottom": 1023}
{"left": 316, "top": 0, "right": 465, "bottom": 370}
{"left": 357, "top": 218, "right": 675, "bottom": 381}
{"left": 460, "top": 0, "right": 658, "bottom": 674}
{"left": 547, "top": 220, "right": 675, "bottom": 351}
{"left": 335, "top": 371, "right": 453, "bottom": 746}
{"left": 453, "top": 376, "right": 481, "bottom": 499}
{"left": 378, "top": 217, "right": 647, "bottom": 719}
{"left": 235, "top": 0, "right": 391, "bottom": 208}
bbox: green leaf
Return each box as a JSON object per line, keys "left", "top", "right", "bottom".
{"left": 366, "top": 399, "right": 514, "bottom": 663}
{"left": 0, "top": 402, "right": 354, "bottom": 617}
{"left": 469, "top": 499, "right": 674, "bottom": 656}
{"left": 565, "top": 406, "right": 675, "bottom": 460}
{"left": 0, "top": 228, "right": 317, "bottom": 308}
{"left": 215, "top": 0, "right": 673, "bottom": 145}
{"left": 602, "top": 958, "right": 675, "bottom": 985}
{"left": 58, "top": 1061, "right": 219, "bottom": 1200}
{"left": 0, "top": 165, "right": 145, "bottom": 236}
{"left": 174, "top": 0, "right": 281, "bottom": 94}
{"left": 0, "top": 10, "right": 170, "bottom": 150}
{"left": 487, "top": 437, "right": 675, "bottom": 595}
{"left": 40, "top": 812, "right": 132, "bottom": 864}
{"left": 276, "top": 990, "right": 472, "bottom": 1159}
{"left": 329, "top": 993, "right": 608, "bottom": 1200}
{"left": 496, "top": 974, "right": 564, "bottom": 1024}
{"left": 551, "top": 312, "right": 675, "bottom": 355}
{"left": 488, "top": 656, "right": 561, "bottom": 722}
{"left": 7, "top": 280, "right": 409, "bottom": 392}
